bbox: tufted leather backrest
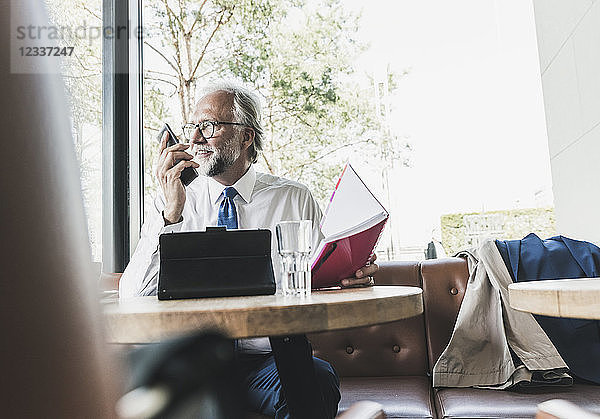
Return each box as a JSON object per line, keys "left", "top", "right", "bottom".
{"left": 308, "top": 261, "right": 429, "bottom": 377}
{"left": 420, "top": 257, "right": 469, "bottom": 372}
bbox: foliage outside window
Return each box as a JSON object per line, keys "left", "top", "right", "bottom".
{"left": 441, "top": 208, "right": 556, "bottom": 255}
{"left": 45, "top": 0, "right": 103, "bottom": 262}
{"left": 143, "top": 0, "right": 408, "bottom": 211}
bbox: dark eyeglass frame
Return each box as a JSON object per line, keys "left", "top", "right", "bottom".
{"left": 182, "top": 121, "right": 248, "bottom": 140}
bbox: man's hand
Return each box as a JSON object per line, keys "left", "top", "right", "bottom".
{"left": 155, "top": 132, "right": 199, "bottom": 225}
{"left": 340, "top": 253, "right": 378, "bottom": 288}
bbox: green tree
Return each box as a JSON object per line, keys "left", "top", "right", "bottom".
{"left": 143, "top": 0, "right": 409, "bottom": 204}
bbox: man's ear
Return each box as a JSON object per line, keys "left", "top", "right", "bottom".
{"left": 242, "top": 128, "right": 255, "bottom": 150}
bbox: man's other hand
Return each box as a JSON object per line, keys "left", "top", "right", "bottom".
{"left": 156, "top": 131, "right": 199, "bottom": 225}
{"left": 340, "top": 253, "right": 378, "bottom": 288}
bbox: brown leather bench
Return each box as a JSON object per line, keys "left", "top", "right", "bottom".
{"left": 308, "top": 258, "right": 600, "bottom": 418}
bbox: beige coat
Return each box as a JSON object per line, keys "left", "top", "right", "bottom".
{"left": 433, "top": 238, "right": 570, "bottom": 388}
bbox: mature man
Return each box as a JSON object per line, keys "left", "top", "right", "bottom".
{"left": 120, "top": 82, "right": 378, "bottom": 418}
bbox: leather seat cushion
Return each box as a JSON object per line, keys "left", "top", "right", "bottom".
{"left": 434, "top": 383, "right": 600, "bottom": 418}
{"left": 338, "top": 376, "right": 434, "bottom": 418}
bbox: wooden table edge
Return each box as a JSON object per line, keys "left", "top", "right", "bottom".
{"left": 508, "top": 279, "right": 600, "bottom": 320}
{"left": 105, "top": 286, "right": 424, "bottom": 344}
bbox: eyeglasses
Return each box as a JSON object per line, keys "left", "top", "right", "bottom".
{"left": 182, "top": 121, "right": 247, "bottom": 141}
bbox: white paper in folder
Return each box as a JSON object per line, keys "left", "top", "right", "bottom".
{"left": 319, "top": 163, "right": 388, "bottom": 238}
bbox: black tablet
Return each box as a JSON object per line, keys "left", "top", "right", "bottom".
{"left": 158, "top": 227, "right": 276, "bottom": 300}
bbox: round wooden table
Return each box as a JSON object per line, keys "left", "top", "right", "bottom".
{"left": 508, "top": 278, "right": 600, "bottom": 320}
{"left": 104, "top": 286, "right": 423, "bottom": 343}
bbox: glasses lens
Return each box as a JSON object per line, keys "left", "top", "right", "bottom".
{"left": 200, "top": 121, "right": 214, "bottom": 139}
{"left": 182, "top": 124, "right": 195, "bottom": 141}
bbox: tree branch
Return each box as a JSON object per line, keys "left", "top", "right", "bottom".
{"left": 196, "top": 68, "right": 219, "bottom": 79}
{"left": 144, "top": 76, "right": 179, "bottom": 93}
{"left": 63, "top": 74, "right": 102, "bottom": 79}
{"left": 72, "top": 52, "right": 97, "bottom": 72}
{"left": 146, "top": 69, "right": 179, "bottom": 79}
{"left": 261, "top": 153, "right": 275, "bottom": 174}
{"left": 161, "top": 0, "right": 183, "bottom": 78}
{"left": 144, "top": 41, "right": 180, "bottom": 75}
{"left": 144, "top": 125, "right": 162, "bottom": 132}
{"left": 270, "top": 96, "right": 316, "bottom": 128}
{"left": 161, "top": 0, "right": 184, "bottom": 31}
{"left": 189, "top": 8, "right": 232, "bottom": 81}
{"left": 188, "top": 0, "right": 209, "bottom": 33}
{"left": 82, "top": 5, "right": 102, "bottom": 22}
{"left": 292, "top": 138, "right": 373, "bottom": 172}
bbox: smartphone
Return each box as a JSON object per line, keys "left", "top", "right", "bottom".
{"left": 158, "top": 123, "right": 198, "bottom": 186}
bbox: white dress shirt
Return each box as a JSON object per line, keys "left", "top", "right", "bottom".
{"left": 119, "top": 165, "right": 324, "bottom": 351}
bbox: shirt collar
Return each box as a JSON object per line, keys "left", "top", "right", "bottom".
{"left": 207, "top": 165, "right": 256, "bottom": 205}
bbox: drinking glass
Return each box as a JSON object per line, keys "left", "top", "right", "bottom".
{"left": 275, "top": 220, "right": 312, "bottom": 296}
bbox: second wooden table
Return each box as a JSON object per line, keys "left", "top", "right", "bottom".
{"left": 508, "top": 278, "right": 600, "bottom": 320}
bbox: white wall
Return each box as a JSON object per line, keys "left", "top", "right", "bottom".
{"left": 533, "top": 0, "right": 600, "bottom": 244}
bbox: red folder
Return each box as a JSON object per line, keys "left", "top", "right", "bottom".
{"left": 311, "top": 164, "right": 389, "bottom": 289}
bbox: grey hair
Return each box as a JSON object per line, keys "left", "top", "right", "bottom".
{"left": 200, "top": 81, "right": 264, "bottom": 164}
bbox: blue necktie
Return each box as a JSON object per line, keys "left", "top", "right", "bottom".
{"left": 217, "top": 187, "right": 238, "bottom": 229}
{"left": 218, "top": 187, "right": 239, "bottom": 353}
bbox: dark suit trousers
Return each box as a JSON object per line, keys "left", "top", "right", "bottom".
{"left": 237, "top": 335, "right": 340, "bottom": 419}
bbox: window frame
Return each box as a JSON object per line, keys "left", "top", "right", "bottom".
{"left": 102, "top": 0, "right": 143, "bottom": 272}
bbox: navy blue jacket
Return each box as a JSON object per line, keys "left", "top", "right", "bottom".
{"left": 496, "top": 233, "right": 600, "bottom": 384}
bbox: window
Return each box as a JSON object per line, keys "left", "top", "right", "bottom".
{"left": 347, "top": 0, "right": 555, "bottom": 257}
{"left": 141, "top": 0, "right": 400, "bottom": 253}
{"left": 43, "top": 0, "right": 144, "bottom": 272}
{"left": 45, "top": 0, "right": 555, "bottom": 267}
{"left": 140, "top": 0, "right": 553, "bottom": 261}
{"left": 45, "top": 0, "right": 104, "bottom": 262}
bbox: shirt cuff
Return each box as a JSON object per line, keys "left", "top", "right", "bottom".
{"left": 161, "top": 211, "right": 184, "bottom": 234}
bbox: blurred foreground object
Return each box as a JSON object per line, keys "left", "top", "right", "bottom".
{"left": 337, "top": 401, "right": 385, "bottom": 419}
{"left": 536, "top": 399, "right": 600, "bottom": 419}
{"left": 117, "top": 332, "right": 242, "bottom": 419}
{"left": 0, "top": 0, "right": 118, "bottom": 417}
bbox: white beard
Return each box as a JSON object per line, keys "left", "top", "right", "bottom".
{"left": 192, "top": 134, "right": 242, "bottom": 177}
